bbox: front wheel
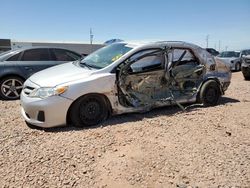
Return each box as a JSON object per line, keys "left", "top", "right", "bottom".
{"left": 69, "top": 95, "right": 108, "bottom": 127}
{"left": 0, "top": 76, "right": 24, "bottom": 100}
{"left": 199, "top": 80, "right": 221, "bottom": 106}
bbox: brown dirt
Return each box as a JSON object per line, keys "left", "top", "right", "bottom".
{"left": 0, "top": 72, "right": 250, "bottom": 188}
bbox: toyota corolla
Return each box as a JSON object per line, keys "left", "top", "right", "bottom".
{"left": 20, "top": 41, "right": 231, "bottom": 128}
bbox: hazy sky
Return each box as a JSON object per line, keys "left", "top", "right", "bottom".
{"left": 1, "top": 0, "right": 250, "bottom": 50}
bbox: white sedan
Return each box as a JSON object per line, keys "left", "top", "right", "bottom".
{"left": 20, "top": 41, "right": 231, "bottom": 128}
{"left": 217, "top": 51, "right": 241, "bottom": 71}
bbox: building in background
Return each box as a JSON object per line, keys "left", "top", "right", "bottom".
{"left": 0, "top": 39, "right": 11, "bottom": 53}
{"left": 0, "top": 39, "right": 104, "bottom": 55}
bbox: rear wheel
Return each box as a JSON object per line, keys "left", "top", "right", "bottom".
{"left": 199, "top": 80, "right": 221, "bottom": 106}
{"left": 0, "top": 76, "right": 24, "bottom": 100}
{"left": 69, "top": 95, "right": 108, "bottom": 127}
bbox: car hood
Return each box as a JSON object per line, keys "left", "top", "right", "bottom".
{"left": 216, "top": 57, "right": 238, "bottom": 63}
{"left": 244, "top": 55, "right": 250, "bottom": 59}
{"left": 29, "top": 62, "right": 95, "bottom": 87}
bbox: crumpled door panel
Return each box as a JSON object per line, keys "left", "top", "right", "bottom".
{"left": 119, "top": 70, "right": 171, "bottom": 107}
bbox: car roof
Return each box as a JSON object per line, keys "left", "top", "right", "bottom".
{"left": 0, "top": 46, "right": 82, "bottom": 61}
{"left": 221, "top": 51, "right": 237, "bottom": 53}
{"left": 241, "top": 49, "right": 250, "bottom": 52}
{"left": 8, "top": 46, "right": 81, "bottom": 54}
{"left": 124, "top": 41, "right": 202, "bottom": 51}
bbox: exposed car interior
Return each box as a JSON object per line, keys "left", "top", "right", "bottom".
{"left": 117, "top": 48, "right": 205, "bottom": 108}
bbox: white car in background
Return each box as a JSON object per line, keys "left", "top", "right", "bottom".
{"left": 217, "top": 51, "right": 241, "bottom": 71}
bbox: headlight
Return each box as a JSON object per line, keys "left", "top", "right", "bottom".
{"left": 29, "top": 86, "right": 68, "bottom": 99}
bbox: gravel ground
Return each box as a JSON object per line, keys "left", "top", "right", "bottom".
{"left": 0, "top": 72, "right": 250, "bottom": 188}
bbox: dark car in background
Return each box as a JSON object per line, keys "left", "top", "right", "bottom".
{"left": 242, "top": 55, "right": 250, "bottom": 80}
{"left": 241, "top": 50, "right": 250, "bottom": 80}
{"left": 205, "top": 48, "right": 219, "bottom": 56}
{"left": 0, "top": 47, "right": 82, "bottom": 100}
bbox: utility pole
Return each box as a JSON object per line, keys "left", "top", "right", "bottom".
{"left": 206, "top": 35, "right": 209, "bottom": 48}
{"left": 90, "top": 28, "right": 94, "bottom": 45}
{"left": 218, "top": 40, "right": 221, "bottom": 52}
{"left": 90, "top": 28, "right": 94, "bottom": 53}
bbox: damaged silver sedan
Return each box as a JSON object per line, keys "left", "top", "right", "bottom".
{"left": 20, "top": 41, "right": 231, "bottom": 128}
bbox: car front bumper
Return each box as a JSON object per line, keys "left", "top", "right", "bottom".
{"left": 21, "top": 92, "right": 73, "bottom": 128}
{"left": 242, "top": 66, "right": 250, "bottom": 76}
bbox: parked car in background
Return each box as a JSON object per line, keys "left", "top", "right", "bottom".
{"left": 205, "top": 48, "right": 219, "bottom": 56}
{"left": 217, "top": 51, "right": 241, "bottom": 71}
{"left": 104, "top": 39, "right": 124, "bottom": 45}
{"left": 241, "top": 54, "right": 250, "bottom": 80}
{"left": 240, "top": 49, "right": 250, "bottom": 57}
{"left": 20, "top": 41, "right": 231, "bottom": 128}
{"left": 0, "top": 47, "right": 82, "bottom": 100}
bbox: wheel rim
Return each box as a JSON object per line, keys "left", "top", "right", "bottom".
{"left": 205, "top": 87, "right": 217, "bottom": 103}
{"left": 79, "top": 99, "right": 102, "bottom": 122}
{"left": 237, "top": 63, "right": 240, "bottom": 71}
{"left": 1, "top": 78, "right": 23, "bottom": 99}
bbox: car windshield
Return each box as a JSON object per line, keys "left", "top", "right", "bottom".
{"left": 80, "top": 43, "right": 133, "bottom": 69}
{"left": 235, "top": 52, "right": 240, "bottom": 57}
{"left": 218, "top": 51, "right": 239, "bottom": 58}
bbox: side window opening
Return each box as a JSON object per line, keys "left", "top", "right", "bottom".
{"left": 66, "top": 50, "right": 81, "bottom": 60}
{"left": 6, "top": 52, "right": 21, "bottom": 61}
{"left": 52, "top": 49, "right": 79, "bottom": 61}
{"left": 22, "top": 49, "right": 50, "bottom": 61}
{"left": 130, "top": 54, "right": 163, "bottom": 73}
{"left": 172, "top": 49, "right": 198, "bottom": 67}
{"left": 170, "top": 48, "right": 202, "bottom": 80}
{"left": 125, "top": 49, "right": 164, "bottom": 74}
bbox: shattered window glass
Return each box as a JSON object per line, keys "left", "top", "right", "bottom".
{"left": 130, "top": 51, "right": 163, "bottom": 73}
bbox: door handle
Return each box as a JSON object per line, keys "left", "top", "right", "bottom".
{"left": 24, "top": 66, "right": 33, "bottom": 71}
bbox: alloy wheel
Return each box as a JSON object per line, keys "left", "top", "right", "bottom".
{"left": 1, "top": 78, "right": 23, "bottom": 99}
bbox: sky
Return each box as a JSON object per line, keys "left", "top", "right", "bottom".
{"left": 1, "top": 0, "right": 250, "bottom": 50}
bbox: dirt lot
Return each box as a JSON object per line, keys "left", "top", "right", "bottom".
{"left": 0, "top": 72, "right": 250, "bottom": 188}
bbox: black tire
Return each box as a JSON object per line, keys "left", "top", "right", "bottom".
{"left": 69, "top": 94, "right": 109, "bottom": 127}
{"left": 0, "top": 76, "right": 24, "bottom": 100}
{"left": 199, "top": 80, "right": 221, "bottom": 106}
{"left": 244, "top": 75, "right": 250, "bottom": 80}
{"left": 242, "top": 67, "right": 250, "bottom": 80}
